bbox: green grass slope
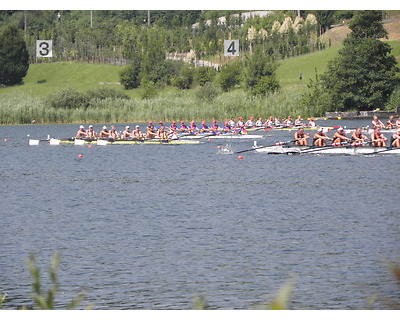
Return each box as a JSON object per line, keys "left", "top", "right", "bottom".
{"left": 0, "top": 40, "right": 399, "bottom": 99}
{"left": 0, "top": 62, "right": 125, "bottom": 98}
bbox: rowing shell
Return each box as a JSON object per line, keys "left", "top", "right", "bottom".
{"left": 253, "top": 144, "right": 400, "bottom": 155}
{"left": 29, "top": 138, "right": 200, "bottom": 145}
{"left": 247, "top": 126, "right": 332, "bottom": 132}
{"left": 178, "top": 133, "right": 264, "bottom": 139}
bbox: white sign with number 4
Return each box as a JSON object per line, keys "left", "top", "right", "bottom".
{"left": 224, "top": 40, "right": 239, "bottom": 57}
{"left": 36, "top": 40, "right": 53, "bottom": 58}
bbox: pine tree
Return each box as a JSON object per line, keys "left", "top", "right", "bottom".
{"left": 0, "top": 25, "right": 29, "bottom": 86}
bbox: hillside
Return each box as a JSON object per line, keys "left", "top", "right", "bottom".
{"left": 321, "top": 19, "right": 400, "bottom": 47}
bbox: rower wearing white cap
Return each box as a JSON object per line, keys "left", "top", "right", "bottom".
{"left": 76, "top": 125, "right": 87, "bottom": 138}
{"left": 132, "top": 125, "right": 144, "bottom": 139}
{"left": 86, "top": 125, "right": 97, "bottom": 138}
{"left": 313, "top": 127, "right": 332, "bottom": 147}
{"left": 122, "top": 125, "right": 131, "bottom": 139}
{"left": 391, "top": 128, "right": 400, "bottom": 147}
{"left": 332, "top": 127, "right": 350, "bottom": 145}
{"left": 99, "top": 126, "right": 110, "bottom": 138}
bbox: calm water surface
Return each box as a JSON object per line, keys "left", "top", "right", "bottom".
{"left": 0, "top": 120, "right": 399, "bottom": 309}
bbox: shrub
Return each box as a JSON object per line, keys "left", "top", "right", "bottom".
{"left": 46, "top": 88, "right": 89, "bottom": 109}
{"left": 195, "top": 82, "right": 220, "bottom": 102}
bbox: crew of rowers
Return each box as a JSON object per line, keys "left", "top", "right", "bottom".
{"left": 294, "top": 125, "right": 400, "bottom": 148}
{"left": 74, "top": 116, "right": 317, "bottom": 139}
{"left": 75, "top": 119, "right": 249, "bottom": 140}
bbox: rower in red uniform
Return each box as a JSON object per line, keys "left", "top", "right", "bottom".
{"left": 370, "top": 128, "right": 387, "bottom": 147}
{"left": 200, "top": 121, "right": 209, "bottom": 132}
{"left": 294, "top": 127, "right": 310, "bottom": 145}
{"left": 76, "top": 125, "right": 87, "bottom": 138}
{"left": 332, "top": 127, "right": 350, "bottom": 145}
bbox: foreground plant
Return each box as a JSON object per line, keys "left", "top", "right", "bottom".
{"left": 26, "top": 253, "right": 86, "bottom": 310}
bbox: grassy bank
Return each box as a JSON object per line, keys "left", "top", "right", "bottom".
{"left": 1, "top": 41, "right": 399, "bottom": 125}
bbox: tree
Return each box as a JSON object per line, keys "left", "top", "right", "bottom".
{"left": 0, "top": 25, "right": 29, "bottom": 86}
{"left": 321, "top": 11, "right": 400, "bottom": 111}
{"left": 243, "top": 50, "right": 280, "bottom": 96}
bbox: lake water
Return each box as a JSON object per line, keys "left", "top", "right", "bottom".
{"left": 0, "top": 120, "right": 399, "bottom": 310}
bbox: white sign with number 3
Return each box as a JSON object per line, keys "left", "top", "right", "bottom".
{"left": 224, "top": 40, "right": 239, "bottom": 57}
{"left": 36, "top": 40, "right": 53, "bottom": 58}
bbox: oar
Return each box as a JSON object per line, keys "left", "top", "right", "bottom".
{"left": 235, "top": 140, "right": 298, "bottom": 154}
{"left": 364, "top": 146, "right": 398, "bottom": 155}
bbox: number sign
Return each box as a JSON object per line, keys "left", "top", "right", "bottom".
{"left": 36, "top": 40, "right": 52, "bottom": 58}
{"left": 224, "top": 40, "right": 239, "bottom": 57}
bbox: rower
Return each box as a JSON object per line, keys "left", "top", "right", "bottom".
{"left": 313, "top": 127, "right": 331, "bottom": 146}
{"left": 391, "top": 128, "right": 400, "bottom": 147}
{"left": 86, "top": 125, "right": 97, "bottom": 138}
{"left": 294, "top": 127, "right": 310, "bottom": 146}
{"left": 76, "top": 125, "right": 87, "bottom": 138}
{"left": 396, "top": 116, "right": 400, "bottom": 128}
{"left": 200, "top": 121, "right": 210, "bottom": 132}
{"left": 307, "top": 118, "right": 316, "bottom": 127}
{"left": 222, "top": 122, "right": 231, "bottom": 133}
{"left": 169, "top": 121, "right": 178, "bottom": 132}
{"left": 132, "top": 125, "right": 144, "bottom": 139}
{"left": 370, "top": 128, "right": 387, "bottom": 147}
{"left": 255, "top": 117, "right": 263, "bottom": 127}
{"left": 122, "top": 126, "right": 131, "bottom": 139}
{"left": 228, "top": 117, "right": 236, "bottom": 127}
{"left": 188, "top": 121, "right": 198, "bottom": 133}
{"left": 332, "top": 127, "right": 350, "bottom": 145}
{"left": 283, "top": 115, "right": 293, "bottom": 127}
{"left": 157, "top": 126, "right": 168, "bottom": 140}
{"left": 178, "top": 121, "right": 188, "bottom": 133}
{"left": 386, "top": 115, "right": 396, "bottom": 129}
{"left": 146, "top": 122, "right": 157, "bottom": 139}
{"left": 211, "top": 120, "right": 220, "bottom": 133}
{"left": 351, "top": 127, "right": 367, "bottom": 145}
{"left": 236, "top": 117, "right": 244, "bottom": 127}
{"left": 245, "top": 117, "right": 255, "bottom": 128}
{"left": 294, "top": 116, "right": 304, "bottom": 127}
{"left": 109, "top": 125, "right": 120, "bottom": 139}
{"left": 264, "top": 116, "right": 274, "bottom": 127}
{"left": 372, "top": 115, "right": 385, "bottom": 129}
{"left": 99, "top": 126, "right": 110, "bottom": 138}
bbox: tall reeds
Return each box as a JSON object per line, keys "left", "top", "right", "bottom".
{"left": 0, "top": 88, "right": 314, "bottom": 125}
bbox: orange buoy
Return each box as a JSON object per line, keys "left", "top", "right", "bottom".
{"left": 237, "top": 156, "right": 243, "bottom": 160}
{"left": 3, "top": 139, "right": 8, "bottom": 142}
{"left": 88, "top": 145, "right": 93, "bottom": 148}
{"left": 77, "top": 154, "right": 83, "bottom": 158}
{"left": 217, "top": 146, "right": 221, "bottom": 149}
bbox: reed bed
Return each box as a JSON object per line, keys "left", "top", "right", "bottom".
{"left": 0, "top": 88, "right": 314, "bottom": 125}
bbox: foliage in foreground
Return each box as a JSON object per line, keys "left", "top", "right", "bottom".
{"left": 0, "top": 253, "right": 399, "bottom": 310}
